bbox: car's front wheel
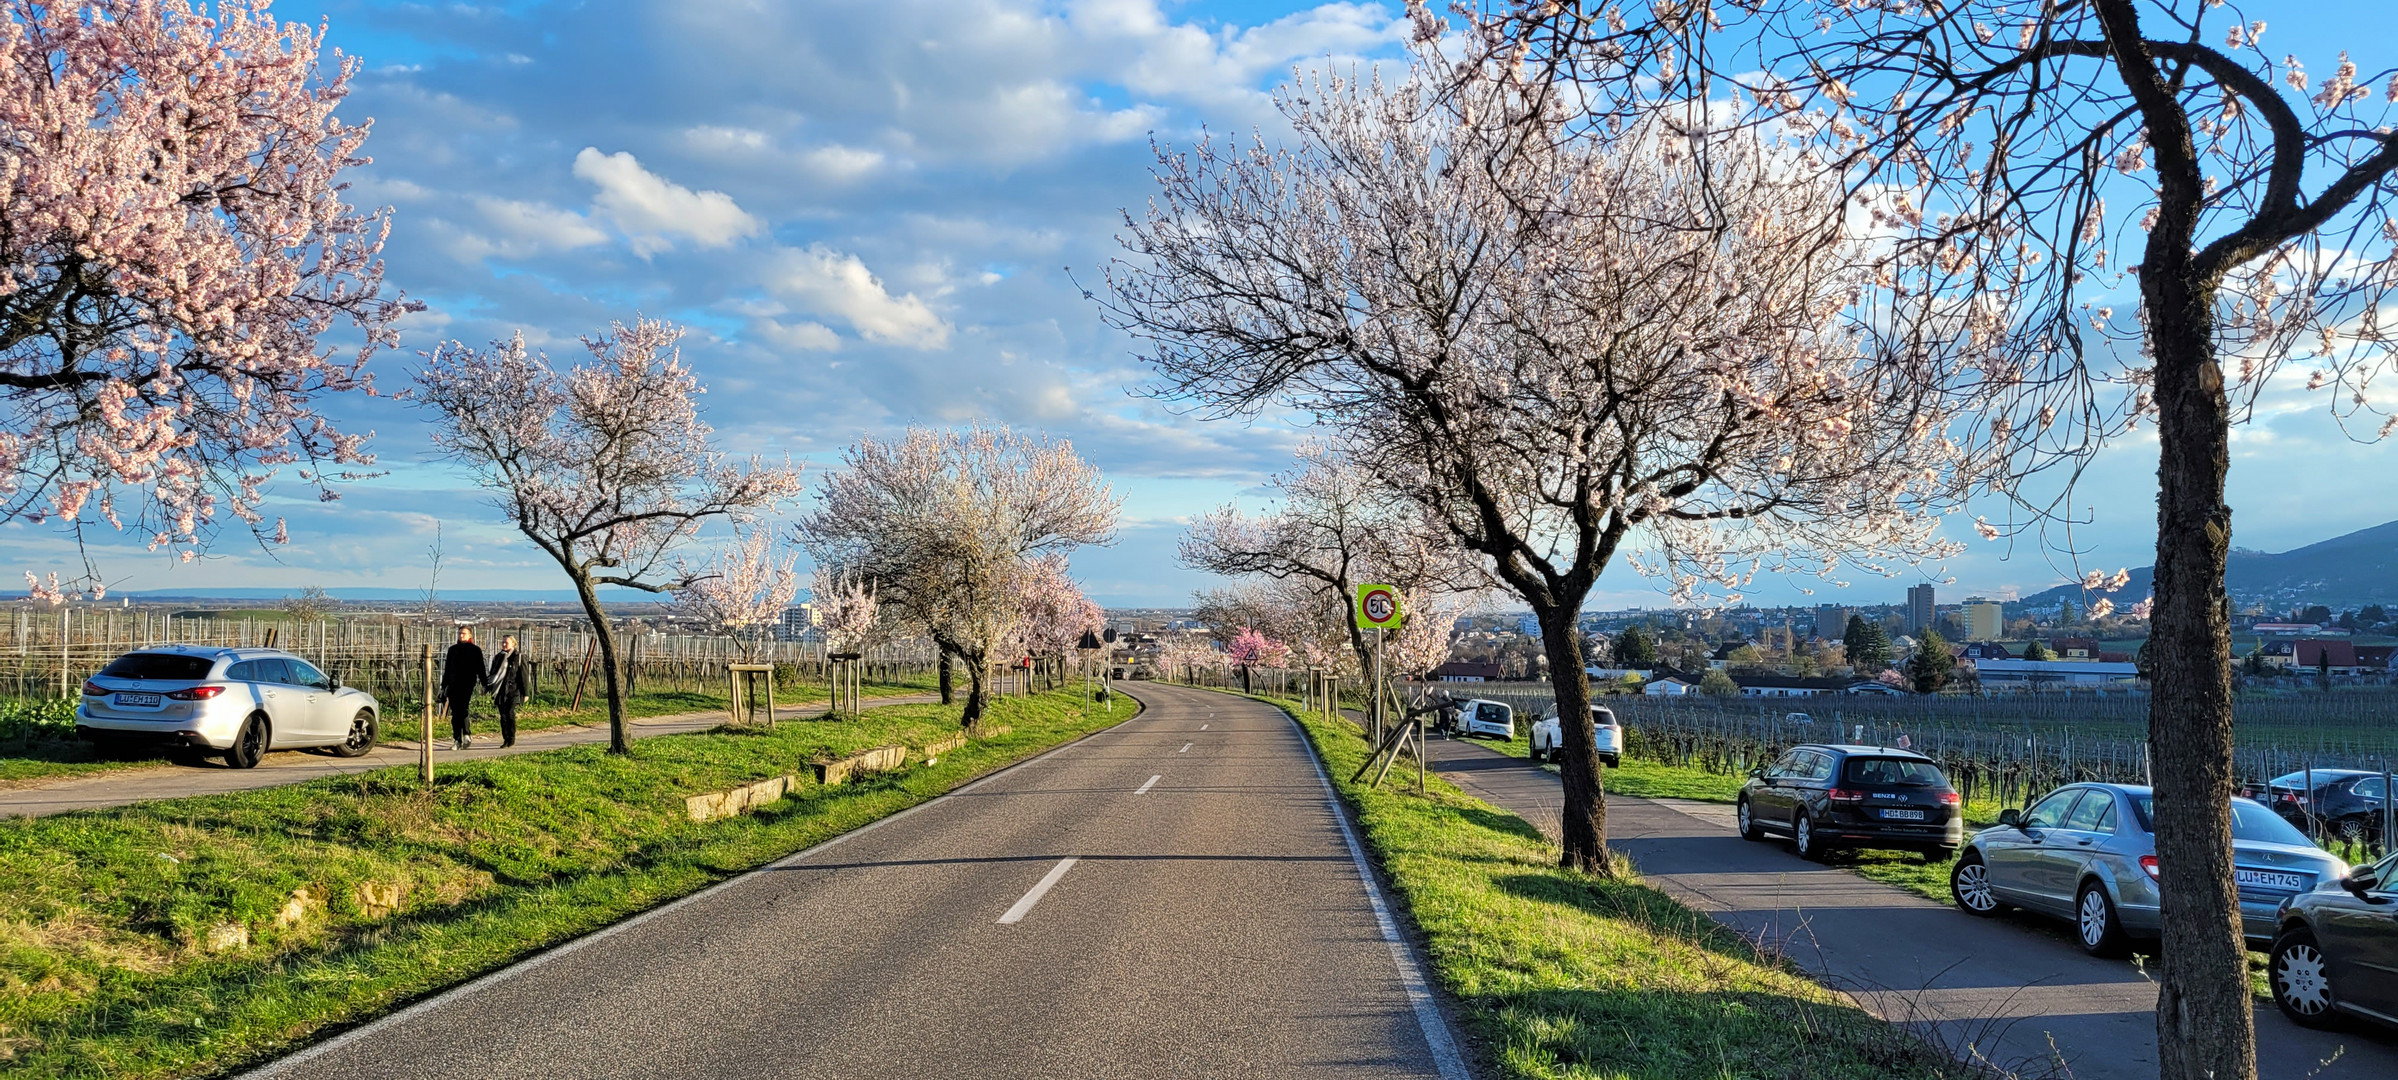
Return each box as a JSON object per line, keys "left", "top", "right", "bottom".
{"left": 2270, "top": 926, "right": 2341, "bottom": 1029}
{"left": 2076, "top": 882, "right": 2130, "bottom": 957}
{"left": 1737, "top": 798, "right": 1767, "bottom": 842}
{"left": 1951, "top": 851, "right": 2003, "bottom": 916}
{"left": 224, "top": 715, "right": 269, "bottom": 770}
{"left": 331, "top": 709, "right": 377, "bottom": 758}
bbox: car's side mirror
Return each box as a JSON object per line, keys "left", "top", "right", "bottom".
{"left": 1748, "top": 767, "right": 1765, "bottom": 779}
{"left": 1998, "top": 808, "right": 2023, "bottom": 829}
{"left": 2343, "top": 866, "right": 2389, "bottom": 903}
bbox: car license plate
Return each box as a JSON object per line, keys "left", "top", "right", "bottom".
{"left": 1878, "top": 808, "right": 1926, "bottom": 821}
{"left": 114, "top": 692, "right": 161, "bottom": 707}
{"left": 2236, "top": 869, "right": 2307, "bottom": 893}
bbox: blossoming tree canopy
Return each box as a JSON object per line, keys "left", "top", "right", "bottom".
{"left": 0, "top": 1, "right": 411, "bottom": 588}
{"left": 414, "top": 318, "right": 803, "bottom": 752}
{"left": 673, "top": 530, "right": 802, "bottom": 660}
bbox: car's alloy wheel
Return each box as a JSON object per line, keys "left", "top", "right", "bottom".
{"left": 2336, "top": 816, "right": 2369, "bottom": 843}
{"left": 2271, "top": 930, "right": 2338, "bottom": 1028}
{"left": 226, "top": 716, "right": 267, "bottom": 770}
{"left": 1794, "top": 814, "right": 1825, "bottom": 861}
{"left": 1738, "top": 799, "right": 1765, "bottom": 842}
{"left": 2076, "top": 883, "right": 2128, "bottom": 957}
{"left": 333, "top": 709, "right": 376, "bottom": 758}
{"left": 1951, "top": 854, "right": 2000, "bottom": 916}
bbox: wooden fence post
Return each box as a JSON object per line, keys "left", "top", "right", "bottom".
{"left": 419, "top": 644, "right": 434, "bottom": 786}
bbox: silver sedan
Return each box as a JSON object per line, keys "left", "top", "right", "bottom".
{"left": 1949, "top": 782, "right": 2347, "bottom": 956}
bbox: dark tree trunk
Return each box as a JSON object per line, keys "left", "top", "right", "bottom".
{"left": 1535, "top": 604, "right": 1609, "bottom": 875}
{"left": 939, "top": 651, "right": 955, "bottom": 704}
{"left": 2148, "top": 266, "right": 2251, "bottom": 1080}
{"left": 568, "top": 574, "right": 631, "bottom": 755}
{"left": 959, "top": 647, "right": 989, "bottom": 730}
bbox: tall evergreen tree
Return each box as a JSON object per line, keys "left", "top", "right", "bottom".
{"left": 1907, "top": 629, "right": 1956, "bottom": 694}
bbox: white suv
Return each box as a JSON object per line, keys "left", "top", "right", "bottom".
{"left": 76, "top": 646, "right": 382, "bottom": 768}
{"left": 1530, "top": 705, "right": 1623, "bottom": 767}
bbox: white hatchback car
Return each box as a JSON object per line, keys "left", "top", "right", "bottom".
{"left": 1531, "top": 705, "right": 1623, "bottom": 767}
{"left": 76, "top": 646, "right": 382, "bottom": 768}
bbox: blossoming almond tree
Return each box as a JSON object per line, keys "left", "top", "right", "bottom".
{"left": 672, "top": 529, "right": 801, "bottom": 661}
{"left": 797, "top": 426, "right": 1117, "bottom": 729}
{"left": 1495, "top": 1, "right": 2398, "bottom": 1070}
{"left": 1223, "top": 626, "right": 1289, "bottom": 692}
{"left": 414, "top": 319, "right": 802, "bottom": 753}
{"left": 1100, "top": 41, "right": 1990, "bottom": 874}
{"left": 1014, "top": 553, "right": 1105, "bottom": 689}
{"left": 1180, "top": 441, "right": 1482, "bottom": 676}
{"left": 1, "top": 0, "right": 412, "bottom": 594}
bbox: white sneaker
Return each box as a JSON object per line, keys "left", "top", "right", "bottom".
{"left": 454, "top": 737, "right": 472, "bottom": 751}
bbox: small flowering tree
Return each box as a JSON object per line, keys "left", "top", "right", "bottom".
{"left": 798, "top": 426, "right": 1117, "bottom": 729}
{"left": 1224, "top": 626, "right": 1288, "bottom": 693}
{"left": 1384, "top": 593, "right": 1459, "bottom": 695}
{"left": 415, "top": 319, "right": 802, "bottom": 753}
{"left": 1, "top": 0, "right": 413, "bottom": 594}
{"left": 810, "top": 562, "right": 883, "bottom": 655}
{"left": 673, "top": 530, "right": 801, "bottom": 661}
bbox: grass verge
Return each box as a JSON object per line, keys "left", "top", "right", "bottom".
{"left": 1270, "top": 695, "right": 1967, "bottom": 1080}
{"left": 0, "top": 688, "right": 1129, "bottom": 1078}
{"left": 0, "top": 674, "right": 940, "bottom": 788}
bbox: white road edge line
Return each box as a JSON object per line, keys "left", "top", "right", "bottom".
{"left": 1135, "top": 774, "right": 1160, "bottom": 794}
{"left": 997, "top": 857, "right": 1078, "bottom": 924}
{"left": 1179, "top": 742, "right": 1192, "bottom": 753}
{"left": 233, "top": 707, "right": 1149, "bottom": 1080}
{"left": 1280, "top": 702, "right": 1474, "bottom": 1080}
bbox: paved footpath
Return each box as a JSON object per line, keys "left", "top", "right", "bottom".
{"left": 1424, "top": 734, "right": 2398, "bottom": 1080}
{"left": 240, "top": 683, "right": 1469, "bottom": 1080}
{"left": 1, "top": 694, "right": 939, "bottom": 818}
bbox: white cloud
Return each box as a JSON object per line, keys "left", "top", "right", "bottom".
{"left": 473, "top": 196, "right": 610, "bottom": 251}
{"left": 804, "top": 144, "right": 888, "bottom": 181}
{"left": 571, "top": 147, "right": 762, "bottom": 255}
{"left": 752, "top": 317, "right": 843, "bottom": 352}
{"left": 766, "top": 245, "right": 953, "bottom": 350}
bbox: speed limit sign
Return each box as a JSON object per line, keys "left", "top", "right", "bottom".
{"left": 1354, "top": 584, "right": 1403, "bottom": 630}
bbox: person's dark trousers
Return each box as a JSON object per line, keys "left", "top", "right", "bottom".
{"left": 495, "top": 698, "right": 518, "bottom": 747}
{"left": 449, "top": 698, "right": 473, "bottom": 744}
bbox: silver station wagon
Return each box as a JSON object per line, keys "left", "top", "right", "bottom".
{"left": 1949, "top": 782, "right": 2347, "bottom": 956}
{"left": 75, "top": 645, "right": 382, "bottom": 768}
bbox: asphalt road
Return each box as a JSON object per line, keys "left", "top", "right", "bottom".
{"left": 1424, "top": 735, "right": 2398, "bottom": 1080}
{"left": 0, "top": 694, "right": 938, "bottom": 818}
{"left": 243, "top": 682, "right": 1467, "bottom": 1080}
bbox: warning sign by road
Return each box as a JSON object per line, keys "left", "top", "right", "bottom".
{"left": 1354, "top": 584, "right": 1403, "bottom": 630}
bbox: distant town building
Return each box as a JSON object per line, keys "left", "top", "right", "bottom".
{"left": 1430, "top": 661, "right": 1504, "bottom": 683}
{"left": 778, "top": 604, "right": 814, "bottom": 640}
{"left": 1813, "top": 604, "right": 1850, "bottom": 640}
{"left": 1972, "top": 659, "right": 2142, "bottom": 690}
{"left": 1907, "top": 584, "right": 1936, "bottom": 634}
{"left": 1963, "top": 598, "right": 2004, "bottom": 642}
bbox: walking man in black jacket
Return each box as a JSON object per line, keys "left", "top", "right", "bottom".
{"left": 486, "top": 634, "right": 530, "bottom": 748}
{"left": 437, "top": 626, "right": 487, "bottom": 750}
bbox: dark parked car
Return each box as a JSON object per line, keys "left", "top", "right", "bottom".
{"left": 2245, "top": 770, "right": 2390, "bottom": 843}
{"left": 1737, "top": 744, "right": 1965, "bottom": 861}
{"left": 2270, "top": 850, "right": 2398, "bottom": 1031}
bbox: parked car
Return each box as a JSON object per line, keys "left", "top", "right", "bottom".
{"left": 1737, "top": 744, "right": 1964, "bottom": 861}
{"left": 1528, "top": 705, "right": 1621, "bottom": 766}
{"left": 1785, "top": 711, "right": 1815, "bottom": 726}
{"left": 1950, "top": 783, "right": 2347, "bottom": 957}
{"left": 1452, "top": 699, "right": 1515, "bottom": 740}
{"left": 2269, "top": 850, "right": 2398, "bottom": 1031}
{"left": 2245, "top": 769, "right": 2389, "bottom": 843}
{"left": 75, "top": 645, "right": 382, "bottom": 768}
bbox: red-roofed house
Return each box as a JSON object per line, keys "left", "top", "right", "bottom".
{"left": 2293, "top": 639, "right": 2367, "bottom": 676}
{"left": 2354, "top": 645, "right": 2396, "bottom": 672}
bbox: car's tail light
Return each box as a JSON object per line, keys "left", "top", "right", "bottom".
{"left": 166, "top": 685, "right": 225, "bottom": 700}
{"left": 1938, "top": 792, "right": 1962, "bottom": 806}
{"left": 2139, "top": 855, "right": 2161, "bottom": 881}
{"left": 1827, "top": 788, "right": 1867, "bottom": 803}
{"left": 81, "top": 680, "right": 108, "bottom": 696}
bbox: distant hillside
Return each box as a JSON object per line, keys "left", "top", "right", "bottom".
{"left": 2021, "top": 519, "right": 2398, "bottom": 611}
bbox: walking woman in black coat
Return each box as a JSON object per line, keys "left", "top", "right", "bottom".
{"left": 486, "top": 634, "right": 531, "bottom": 748}
{"left": 437, "top": 626, "right": 486, "bottom": 750}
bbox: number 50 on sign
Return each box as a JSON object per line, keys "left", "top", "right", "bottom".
{"left": 1354, "top": 584, "right": 1403, "bottom": 630}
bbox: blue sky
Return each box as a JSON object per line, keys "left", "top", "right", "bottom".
{"left": 4, "top": 0, "right": 2392, "bottom": 609}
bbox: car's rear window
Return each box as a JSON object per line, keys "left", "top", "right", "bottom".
{"left": 2130, "top": 796, "right": 2314, "bottom": 846}
{"left": 1842, "top": 757, "right": 1946, "bottom": 786}
{"left": 97, "top": 653, "right": 215, "bottom": 681}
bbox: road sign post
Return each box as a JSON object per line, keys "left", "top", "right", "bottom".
{"left": 1354, "top": 585, "right": 1402, "bottom": 744}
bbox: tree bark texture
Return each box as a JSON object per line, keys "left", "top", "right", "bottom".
{"left": 2147, "top": 268, "right": 2252, "bottom": 1080}
{"left": 1535, "top": 605, "right": 1609, "bottom": 875}
{"left": 939, "top": 651, "right": 954, "bottom": 705}
{"left": 569, "top": 574, "right": 632, "bottom": 755}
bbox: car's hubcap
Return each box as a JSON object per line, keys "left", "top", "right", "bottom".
{"left": 1738, "top": 803, "right": 1751, "bottom": 833}
{"left": 2080, "top": 891, "right": 2108, "bottom": 945}
{"left": 2277, "top": 945, "right": 2332, "bottom": 1014}
{"left": 1955, "top": 864, "right": 1995, "bottom": 911}
{"left": 1796, "top": 818, "right": 1811, "bottom": 852}
{"left": 348, "top": 714, "right": 370, "bottom": 749}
